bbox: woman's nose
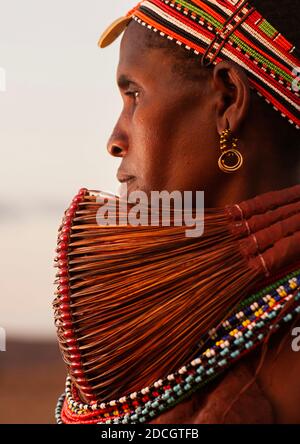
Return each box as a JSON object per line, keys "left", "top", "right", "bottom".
{"left": 107, "top": 143, "right": 126, "bottom": 157}
{"left": 107, "top": 128, "right": 129, "bottom": 158}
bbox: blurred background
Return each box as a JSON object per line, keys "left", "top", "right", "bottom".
{"left": 0, "top": 0, "right": 135, "bottom": 423}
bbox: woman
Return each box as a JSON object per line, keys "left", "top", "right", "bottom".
{"left": 54, "top": 0, "right": 300, "bottom": 424}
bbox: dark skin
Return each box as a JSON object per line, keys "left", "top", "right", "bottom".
{"left": 107, "top": 21, "right": 299, "bottom": 208}
{"left": 106, "top": 22, "right": 300, "bottom": 423}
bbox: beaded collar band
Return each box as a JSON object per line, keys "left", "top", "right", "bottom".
{"left": 98, "top": 0, "right": 300, "bottom": 129}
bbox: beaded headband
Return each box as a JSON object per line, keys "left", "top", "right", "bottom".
{"left": 98, "top": 0, "right": 300, "bottom": 129}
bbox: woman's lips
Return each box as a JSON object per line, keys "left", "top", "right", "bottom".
{"left": 117, "top": 177, "right": 136, "bottom": 199}
{"left": 117, "top": 172, "right": 135, "bottom": 184}
{"left": 118, "top": 176, "right": 135, "bottom": 184}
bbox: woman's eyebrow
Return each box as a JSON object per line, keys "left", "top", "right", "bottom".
{"left": 117, "top": 74, "right": 139, "bottom": 90}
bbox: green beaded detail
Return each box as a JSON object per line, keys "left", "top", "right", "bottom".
{"left": 259, "top": 19, "right": 278, "bottom": 39}
{"left": 237, "top": 268, "right": 300, "bottom": 310}
{"left": 230, "top": 34, "right": 293, "bottom": 83}
{"left": 175, "top": 0, "right": 222, "bottom": 29}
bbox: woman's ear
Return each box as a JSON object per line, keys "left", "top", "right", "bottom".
{"left": 212, "top": 60, "right": 251, "bottom": 134}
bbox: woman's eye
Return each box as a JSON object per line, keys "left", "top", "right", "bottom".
{"left": 125, "top": 91, "right": 140, "bottom": 99}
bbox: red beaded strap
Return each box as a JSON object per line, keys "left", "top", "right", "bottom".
{"left": 54, "top": 188, "right": 97, "bottom": 404}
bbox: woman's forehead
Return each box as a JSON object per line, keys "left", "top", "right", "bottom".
{"left": 118, "top": 23, "right": 174, "bottom": 78}
{"left": 120, "top": 21, "right": 160, "bottom": 60}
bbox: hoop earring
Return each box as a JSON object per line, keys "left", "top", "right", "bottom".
{"left": 218, "top": 129, "right": 243, "bottom": 173}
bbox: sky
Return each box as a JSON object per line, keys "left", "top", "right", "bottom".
{"left": 0, "top": 0, "right": 135, "bottom": 339}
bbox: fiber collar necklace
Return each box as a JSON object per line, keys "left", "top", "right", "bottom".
{"left": 53, "top": 184, "right": 300, "bottom": 424}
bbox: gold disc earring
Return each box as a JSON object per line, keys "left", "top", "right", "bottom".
{"left": 218, "top": 128, "right": 243, "bottom": 173}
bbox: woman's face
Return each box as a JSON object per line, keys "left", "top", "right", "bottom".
{"left": 107, "top": 22, "right": 227, "bottom": 203}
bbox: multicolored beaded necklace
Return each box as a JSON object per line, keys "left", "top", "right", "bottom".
{"left": 55, "top": 257, "right": 300, "bottom": 424}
